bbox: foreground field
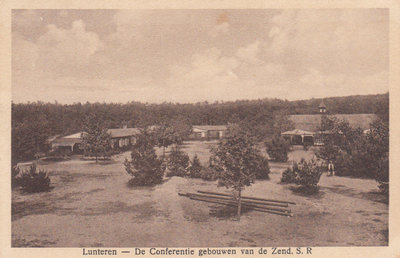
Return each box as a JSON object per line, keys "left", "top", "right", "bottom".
{"left": 12, "top": 142, "right": 388, "bottom": 247}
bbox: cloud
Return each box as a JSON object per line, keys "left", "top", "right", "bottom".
{"left": 236, "top": 40, "right": 262, "bottom": 64}
{"left": 11, "top": 9, "right": 388, "bottom": 104}
{"left": 266, "top": 9, "right": 388, "bottom": 75}
{"left": 35, "top": 20, "right": 103, "bottom": 77}
{"left": 12, "top": 33, "right": 39, "bottom": 72}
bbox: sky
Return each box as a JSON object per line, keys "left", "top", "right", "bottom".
{"left": 12, "top": 9, "right": 389, "bottom": 104}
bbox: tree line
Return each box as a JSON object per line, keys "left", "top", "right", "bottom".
{"left": 12, "top": 93, "right": 388, "bottom": 164}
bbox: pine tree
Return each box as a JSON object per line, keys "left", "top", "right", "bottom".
{"left": 166, "top": 146, "right": 190, "bottom": 177}
{"left": 124, "top": 131, "right": 165, "bottom": 186}
{"left": 189, "top": 154, "right": 203, "bottom": 178}
{"left": 211, "top": 126, "right": 269, "bottom": 220}
{"left": 81, "top": 114, "right": 111, "bottom": 163}
{"left": 265, "top": 135, "right": 291, "bottom": 162}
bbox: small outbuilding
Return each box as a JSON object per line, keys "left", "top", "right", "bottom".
{"left": 281, "top": 129, "right": 316, "bottom": 145}
{"left": 190, "top": 125, "right": 227, "bottom": 140}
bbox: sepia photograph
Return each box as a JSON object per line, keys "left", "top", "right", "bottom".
{"left": 8, "top": 7, "right": 392, "bottom": 250}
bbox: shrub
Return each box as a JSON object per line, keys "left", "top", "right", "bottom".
{"left": 124, "top": 132, "right": 165, "bottom": 186}
{"left": 18, "top": 164, "right": 51, "bottom": 193}
{"left": 200, "top": 166, "right": 218, "bottom": 181}
{"left": 253, "top": 154, "right": 270, "bottom": 180}
{"left": 166, "top": 147, "right": 190, "bottom": 177}
{"left": 280, "top": 159, "right": 323, "bottom": 194}
{"left": 376, "top": 153, "right": 389, "bottom": 195}
{"left": 265, "top": 135, "right": 290, "bottom": 162}
{"left": 332, "top": 150, "right": 353, "bottom": 177}
{"left": 188, "top": 154, "right": 203, "bottom": 178}
{"left": 295, "top": 158, "right": 323, "bottom": 191}
{"left": 12, "top": 166, "right": 20, "bottom": 188}
{"left": 281, "top": 164, "right": 298, "bottom": 184}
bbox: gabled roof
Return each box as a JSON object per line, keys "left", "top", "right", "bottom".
{"left": 288, "top": 114, "right": 377, "bottom": 131}
{"left": 63, "top": 132, "right": 85, "bottom": 138}
{"left": 192, "top": 125, "right": 228, "bottom": 131}
{"left": 107, "top": 128, "right": 141, "bottom": 138}
{"left": 319, "top": 100, "right": 327, "bottom": 109}
{"left": 52, "top": 137, "right": 82, "bottom": 145}
{"left": 282, "top": 129, "right": 315, "bottom": 136}
{"left": 52, "top": 128, "right": 140, "bottom": 146}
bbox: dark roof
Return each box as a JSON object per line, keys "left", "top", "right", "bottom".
{"left": 193, "top": 125, "right": 228, "bottom": 131}
{"left": 289, "top": 114, "right": 377, "bottom": 131}
{"left": 107, "top": 128, "right": 140, "bottom": 138}
{"left": 51, "top": 128, "right": 140, "bottom": 146}
{"left": 318, "top": 100, "right": 327, "bottom": 109}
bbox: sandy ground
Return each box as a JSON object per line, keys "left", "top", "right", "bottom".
{"left": 12, "top": 143, "right": 388, "bottom": 247}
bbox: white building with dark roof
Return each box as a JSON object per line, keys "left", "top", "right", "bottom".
{"left": 190, "top": 125, "right": 228, "bottom": 140}
{"left": 282, "top": 101, "right": 377, "bottom": 146}
{"left": 51, "top": 127, "right": 141, "bottom": 153}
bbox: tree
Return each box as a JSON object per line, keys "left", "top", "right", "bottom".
{"left": 253, "top": 154, "right": 271, "bottom": 179}
{"left": 272, "top": 111, "right": 295, "bottom": 135}
{"left": 12, "top": 112, "right": 50, "bottom": 165}
{"left": 169, "top": 116, "right": 193, "bottom": 141}
{"left": 280, "top": 158, "right": 323, "bottom": 194}
{"left": 188, "top": 154, "right": 203, "bottom": 178}
{"left": 166, "top": 146, "right": 190, "bottom": 177}
{"left": 316, "top": 117, "right": 363, "bottom": 164}
{"left": 153, "top": 123, "right": 182, "bottom": 160}
{"left": 211, "top": 126, "right": 269, "bottom": 220}
{"left": 316, "top": 115, "right": 389, "bottom": 194}
{"left": 17, "top": 164, "right": 51, "bottom": 193}
{"left": 124, "top": 131, "right": 165, "bottom": 186}
{"left": 265, "top": 135, "right": 291, "bottom": 162}
{"left": 81, "top": 114, "right": 111, "bottom": 163}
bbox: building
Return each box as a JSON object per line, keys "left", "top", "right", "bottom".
{"left": 108, "top": 127, "right": 140, "bottom": 149}
{"left": 189, "top": 125, "right": 228, "bottom": 140}
{"left": 281, "top": 101, "right": 377, "bottom": 145}
{"left": 281, "top": 129, "right": 316, "bottom": 145}
{"left": 51, "top": 132, "right": 84, "bottom": 154}
{"left": 318, "top": 100, "right": 327, "bottom": 113}
{"left": 51, "top": 127, "right": 140, "bottom": 153}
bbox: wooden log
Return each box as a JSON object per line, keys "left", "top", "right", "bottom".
{"left": 192, "top": 196, "right": 290, "bottom": 214}
{"left": 189, "top": 195, "right": 291, "bottom": 214}
{"left": 189, "top": 196, "right": 292, "bottom": 217}
{"left": 184, "top": 192, "right": 289, "bottom": 208}
{"left": 197, "top": 190, "right": 296, "bottom": 205}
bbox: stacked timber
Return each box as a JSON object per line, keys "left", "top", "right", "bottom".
{"left": 178, "top": 191, "right": 295, "bottom": 217}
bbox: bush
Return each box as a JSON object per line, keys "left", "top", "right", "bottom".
{"left": 265, "top": 135, "right": 290, "bottom": 162}
{"left": 166, "top": 147, "right": 190, "bottom": 177}
{"left": 281, "top": 164, "right": 298, "bottom": 184}
{"left": 188, "top": 154, "right": 203, "bottom": 178}
{"left": 200, "top": 166, "right": 218, "bottom": 181}
{"left": 376, "top": 153, "right": 389, "bottom": 195}
{"left": 124, "top": 132, "right": 165, "bottom": 186}
{"left": 295, "top": 158, "right": 323, "bottom": 190}
{"left": 12, "top": 166, "right": 20, "bottom": 188}
{"left": 18, "top": 164, "right": 51, "bottom": 193}
{"left": 280, "top": 159, "right": 323, "bottom": 194}
{"left": 253, "top": 154, "right": 270, "bottom": 179}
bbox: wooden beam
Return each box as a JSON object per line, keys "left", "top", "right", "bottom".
{"left": 197, "top": 190, "right": 296, "bottom": 205}
{"left": 183, "top": 192, "right": 289, "bottom": 208}
{"left": 188, "top": 195, "right": 292, "bottom": 217}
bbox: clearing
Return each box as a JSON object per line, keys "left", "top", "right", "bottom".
{"left": 12, "top": 142, "right": 388, "bottom": 247}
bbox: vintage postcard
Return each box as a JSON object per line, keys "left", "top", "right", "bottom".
{"left": 1, "top": 0, "right": 399, "bottom": 257}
